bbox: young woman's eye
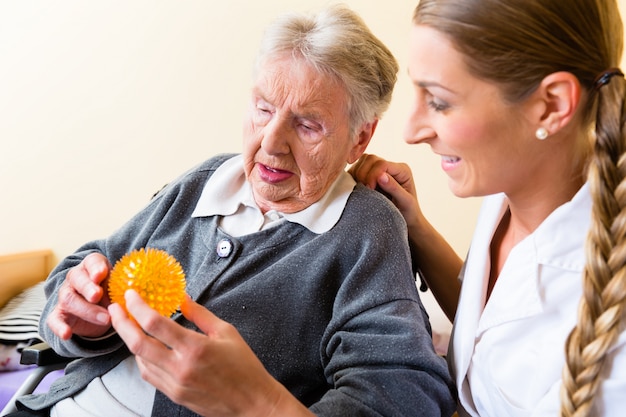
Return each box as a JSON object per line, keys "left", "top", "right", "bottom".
{"left": 427, "top": 98, "right": 450, "bottom": 112}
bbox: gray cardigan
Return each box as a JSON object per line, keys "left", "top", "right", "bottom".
{"left": 19, "top": 154, "right": 456, "bottom": 416}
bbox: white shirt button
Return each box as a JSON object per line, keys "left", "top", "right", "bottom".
{"left": 216, "top": 239, "right": 233, "bottom": 257}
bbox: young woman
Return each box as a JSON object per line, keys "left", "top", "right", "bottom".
{"left": 351, "top": 0, "right": 626, "bottom": 415}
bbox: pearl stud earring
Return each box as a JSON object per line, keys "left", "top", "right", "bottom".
{"left": 535, "top": 127, "right": 549, "bottom": 140}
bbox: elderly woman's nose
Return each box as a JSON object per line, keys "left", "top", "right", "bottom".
{"left": 261, "top": 118, "right": 291, "bottom": 154}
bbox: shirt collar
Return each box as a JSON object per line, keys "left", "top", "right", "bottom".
{"left": 532, "top": 182, "right": 591, "bottom": 270}
{"left": 191, "top": 154, "right": 355, "bottom": 234}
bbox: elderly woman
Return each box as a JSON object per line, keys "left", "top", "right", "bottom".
{"left": 12, "top": 5, "right": 455, "bottom": 417}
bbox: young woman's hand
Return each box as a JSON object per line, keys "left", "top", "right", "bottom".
{"left": 110, "top": 291, "right": 314, "bottom": 417}
{"left": 349, "top": 153, "right": 423, "bottom": 231}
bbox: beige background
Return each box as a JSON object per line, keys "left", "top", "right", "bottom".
{"left": 2, "top": 1, "right": 625, "bottom": 332}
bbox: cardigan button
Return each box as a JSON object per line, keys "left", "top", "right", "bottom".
{"left": 216, "top": 239, "right": 233, "bottom": 258}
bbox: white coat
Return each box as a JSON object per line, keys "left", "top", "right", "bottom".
{"left": 449, "top": 184, "right": 626, "bottom": 416}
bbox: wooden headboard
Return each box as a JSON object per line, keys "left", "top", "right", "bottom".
{"left": 0, "top": 250, "right": 54, "bottom": 309}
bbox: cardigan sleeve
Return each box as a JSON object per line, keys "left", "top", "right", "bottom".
{"left": 309, "top": 186, "right": 456, "bottom": 416}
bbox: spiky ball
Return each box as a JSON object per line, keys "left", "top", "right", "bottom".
{"left": 108, "top": 248, "right": 186, "bottom": 318}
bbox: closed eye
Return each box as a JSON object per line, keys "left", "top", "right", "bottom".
{"left": 300, "top": 121, "right": 321, "bottom": 132}
{"left": 256, "top": 105, "right": 272, "bottom": 114}
{"left": 427, "top": 98, "right": 450, "bottom": 112}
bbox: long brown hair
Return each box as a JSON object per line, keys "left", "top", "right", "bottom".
{"left": 413, "top": 0, "right": 626, "bottom": 415}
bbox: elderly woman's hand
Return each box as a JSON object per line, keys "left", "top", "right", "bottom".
{"left": 349, "top": 153, "right": 422, "bottom": 230}
{"left": 46, "top": 253, "right": 113, "bottom": 340}
{"left": 109, "top": 291, "right": 314, "bottom": 417}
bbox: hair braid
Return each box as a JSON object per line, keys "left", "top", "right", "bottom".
{"left": 561, "top": 76, "right": 626, "bottom": 416}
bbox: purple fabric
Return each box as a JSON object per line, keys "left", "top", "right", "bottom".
{"left": 0, "top": 368, "right": 64, "bottom": 410}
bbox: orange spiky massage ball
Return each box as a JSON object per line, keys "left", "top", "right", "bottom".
{"left": 108, "top": 248, "right": 186, "bottom": 318}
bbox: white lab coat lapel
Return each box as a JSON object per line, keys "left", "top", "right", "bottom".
{"left": 478, "top": 234, "right": 542, "bottom": 332}
{"left": 449, "top": 185, "right": 592, "bottom": 416}
{"left": 448, "top": 193, "right": 508, "bottom": 415}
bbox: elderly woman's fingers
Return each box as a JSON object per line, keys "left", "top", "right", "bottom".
{"left": 66, "top": 253, "right": 110, "bottom": 303}
{"left": 46, "top": 291, "right": 111, "bottom": 340}
{"left": 46, "top": 254, "right": 113, "bottom": 340}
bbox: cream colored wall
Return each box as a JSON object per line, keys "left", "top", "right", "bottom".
{"left": 2, "top": 0, "right": 443, "bottom": 258}
{"left": 2, "top": 1, "right": 625, "bottom": 331}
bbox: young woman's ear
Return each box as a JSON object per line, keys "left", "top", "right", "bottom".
{"left": 534, "top": 71, "right": 581, "bottom": 135}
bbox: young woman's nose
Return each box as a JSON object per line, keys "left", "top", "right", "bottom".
{"left": 403, "top": 100, "right": 436, "bottom": 145}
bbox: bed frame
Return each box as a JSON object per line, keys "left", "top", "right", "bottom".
{"left": 0, "top": 249, "right": 56, "bottom": 415}
{"left": 0, "top": 250, "right": 54, "bottom": 309}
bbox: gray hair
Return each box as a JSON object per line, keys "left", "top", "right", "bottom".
{"left": 254, "top": 4, "right": 399, "bottom": 133}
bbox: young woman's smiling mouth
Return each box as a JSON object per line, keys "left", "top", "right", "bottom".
{"left": 441, "top": 155, "right": 461, "bottom": 172}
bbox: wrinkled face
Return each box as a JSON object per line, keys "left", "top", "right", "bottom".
{"left": 243, "top": 55, "right": 361, "bottom": 213}
{"left": 405, "top": 25, "right": 539, "bottom": 198}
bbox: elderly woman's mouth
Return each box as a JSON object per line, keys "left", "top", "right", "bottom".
{"left": 258, "top": 163, "right": 293, "bottom": 183}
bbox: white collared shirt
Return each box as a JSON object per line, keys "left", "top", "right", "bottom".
{"left": 450, "top": 183, "right": 626, "bottom": 417}
{"left": 191, "top": 154, "right": 356, "bottom": 236}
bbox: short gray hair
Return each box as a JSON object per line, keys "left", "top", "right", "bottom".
{"left": 254, "top": 4, "right": 399, "bottom": 133}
